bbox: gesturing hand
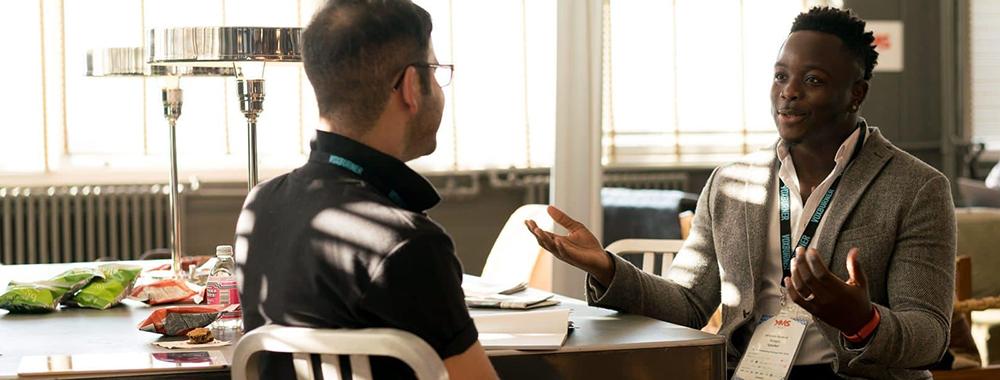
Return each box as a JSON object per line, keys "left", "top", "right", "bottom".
{"left": 784, "top": 247, "right": 875, "bottom": 336}
{"left": 523, "top": 206, "right": 615, "bottom": 285}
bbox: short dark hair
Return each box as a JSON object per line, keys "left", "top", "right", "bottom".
{"left": 790, "top": 6, "right": 878, "bottom": 80}
{"left": 303, "top": 0, "right": 433, "bottom": 131}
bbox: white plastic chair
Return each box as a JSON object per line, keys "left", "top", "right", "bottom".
{"left": 605, "top": 239, "right": 685, "bottom": 276}
{"left": 480, "top": 204, "right": 554, "bottom": 288}
{"left": 231, "top": 325, "right": 448, "bottom": 380}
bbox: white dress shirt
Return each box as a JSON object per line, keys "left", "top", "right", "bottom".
{"left": 755, "top": 126, "right": 867, "bottom": 365}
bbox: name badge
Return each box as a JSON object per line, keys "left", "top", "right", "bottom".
{"left": 732, "top": 302, "right": 810, "bottom": 380}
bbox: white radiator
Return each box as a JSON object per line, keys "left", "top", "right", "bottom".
{"left": 605, "top": 172, "right": 688, "bottom": 190}
{"left": 521, "top": 172, "right": 689, "bottom": 204}
{"left": 0, "top": 185, "right": 173, "bottom": 265}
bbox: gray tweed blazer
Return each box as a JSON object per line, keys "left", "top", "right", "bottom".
{"left": 588, "top": 127, "right": 955, "bottom": 379}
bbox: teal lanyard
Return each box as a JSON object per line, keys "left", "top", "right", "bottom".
{"left": 309, "top": 151, "right": 408, "bottom": 208}
{"left": 779, "top": 125, "right": 866, "bottom": 281}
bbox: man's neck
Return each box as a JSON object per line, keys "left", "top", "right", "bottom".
{"left": 318, "top": 119, "right": 408, "bottom": 162}
{"left": 789, "top": 140, "right": 839, "bottom": 179}
{"left": 787, "top": 122, "right": 858, "bottom": 198}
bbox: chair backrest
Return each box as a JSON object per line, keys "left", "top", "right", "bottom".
{"left": 232, "top": 325, "right": 448, "bottom": 380}
{"left": 139, "top": 248, "right": 171, "bottom": 261}
{"left": 678, "top": 211, "right": 694, "bottom": 240}
{"left": 955, "top": 208, "right": 1000, "bottom": 299}
{"left": 480, "top": 204, "right": 554, "bottom": 287}
{"left": 605, "top": 239, "right": 685, "bottom": 276}
{"left": 958, "top": 178, "right": 1000, "bottom": 207}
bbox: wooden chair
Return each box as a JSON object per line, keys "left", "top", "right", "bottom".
{"left": 931, "top": 366, "right": 1000, "bottom": 380}
{"left": 679, "top": 210, "right": 694, "bottom": 240}
{"left": 932, "top": 256, "right": 1000, "bottom": 379}
{"left": 232, "top": 324, "right": 448, "bottom": 380}
{"left": 958, "top": 255, "right": 973, "bottom": 323}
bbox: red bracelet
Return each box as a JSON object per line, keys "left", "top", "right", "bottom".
{"left": 843, "top": 307, "right": 880, "bottom": 343}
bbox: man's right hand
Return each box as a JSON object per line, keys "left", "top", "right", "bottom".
{"left": 524, "top": 206, "right": 615, "bottom": 286}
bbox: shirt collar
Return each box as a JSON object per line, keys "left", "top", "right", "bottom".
{"left": 775, "top": 119, "right": 869, "bottom": 195}
{"left": 310, "top": 130, "right": 441, "bottom": 213}
{"left": 776, "top": 118, "right": 869, "bottom": 169}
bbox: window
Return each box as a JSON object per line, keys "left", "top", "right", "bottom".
{"left": 409, "top": 0, "right": 556, "bottom": 171}
{"left": 0, "top": 1, "right": 46, "bottom": 174}
{"left": 970, "top": 0, "right": 1000, "bottom": 151}
{"left": 5, "top": 1, "right": 833, "bottom": 181}
{"left": 1, "top": 0, "right": 557, "bottom": 182}
{"left": 602, "top": 0, "right": 809, "bottom": 165}
{"left": 60, "top": 0, "right": 318, "bottom": 174}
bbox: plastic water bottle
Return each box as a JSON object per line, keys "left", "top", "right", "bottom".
{"left": 206, "top": 245, "right": 241, "bottom": 337}
{"left": 211, "top": 245, "right": 236, "bottom": 276}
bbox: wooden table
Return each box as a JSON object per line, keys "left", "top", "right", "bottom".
{"left": 474, "top": 298, "right": 725, "bottom": 379}
{"left": 1, "top": 262, "right": 725, "bottom": 379}
{"left": 0, "top": 261, "right": 225, "bottom": 379}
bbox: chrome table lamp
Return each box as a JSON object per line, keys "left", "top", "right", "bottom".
{"left": 87, "top": 47, "right": 236, "bottom": 277}
{"left": 146, "top": 27, "right": 303, "bottom": 191}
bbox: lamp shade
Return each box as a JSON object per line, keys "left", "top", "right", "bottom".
{"left": 146, "top": 27, "right": 303, "bottom": 66}
{"left": 87, "top": 47, "right": 237, "bottom": 77}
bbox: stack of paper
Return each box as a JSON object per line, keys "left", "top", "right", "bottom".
{"left": 472, "top": 308, "right": 571, "bottom": 350}
{"left": 465, "top": 292, "right": 559, "bottom": 310}
{"left": 461, "top": 275, "right": 527, "bottom": 297}
{"left": 462, "top": 275, "right": 559, "bottom": 310}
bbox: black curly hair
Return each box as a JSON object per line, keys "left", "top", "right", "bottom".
{"left": 790, "top": 6, "right": 879, "bottom": 80}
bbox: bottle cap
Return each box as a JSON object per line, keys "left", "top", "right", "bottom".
{"left": 216, "top": 245, "right": 233, "bottom": 257}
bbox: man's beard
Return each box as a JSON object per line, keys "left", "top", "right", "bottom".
{"left": 406, "top": 92, "right": 442, "bottom": 157}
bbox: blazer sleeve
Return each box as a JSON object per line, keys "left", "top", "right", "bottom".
{"left": 842, "top": 174, "right": 955, "bottom": 369}
{"left": 586, "top": 168, "right": 722, "bottom": 329}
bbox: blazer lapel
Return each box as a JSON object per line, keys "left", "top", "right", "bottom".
{"left": 815, "top": 127, "right": 893, "bottom": 265}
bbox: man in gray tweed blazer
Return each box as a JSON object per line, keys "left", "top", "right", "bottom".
{"left": 526, "top": 7, "right": 954, "bottom": 380}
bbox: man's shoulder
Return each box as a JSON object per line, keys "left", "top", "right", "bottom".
{"left": 877, "top": 137, "right": 947, "bottom": 184}
{"left": 339, "top": 198, "right": 446, "bottom": 238}
{"left": 245, "top": 168, "right": 312, "bottom": 205}
{"left": 250, "top": 167, "right": 449, "bottom": 248}
{"left": 310, "top": 189, "right": 449, "bottom": 251}
{"left": 249, "top": 172, "right": 291, "bottom": 196}
{"left": 709, "top": 148, "right": 777, "bottom": 186}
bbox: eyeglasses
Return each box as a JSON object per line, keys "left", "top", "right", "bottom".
{"left": 392, "top": 63, "right": 454, "bottom": 89}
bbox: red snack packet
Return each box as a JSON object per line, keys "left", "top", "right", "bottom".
{"left": 137, "top": 304, "right": 237, "bottom": 336}
{"left": 129, "top": 279, "right": 197, "bottom": 305}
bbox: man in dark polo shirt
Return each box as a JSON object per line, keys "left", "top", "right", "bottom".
{"left": 235, "top": 1, "right": 497, "bottom": 379}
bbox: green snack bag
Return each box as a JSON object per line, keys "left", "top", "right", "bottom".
{"left": 68, "top": 264, "right": 142, "bottom": 310}
{"left": 0, "top": 284, "right": 62, "bottom": 313}
{"left": 42, "top": 268, "right": 104, "bottom": 303}
{"left": 0, "top": 267, "right": 103, "bottom": 313}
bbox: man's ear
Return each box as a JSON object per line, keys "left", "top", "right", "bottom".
{"left": 851, "top": 80, "right": 869, "bottom": 107}
{"left": 399, "top": 66, "right": 421, "bottom": 116}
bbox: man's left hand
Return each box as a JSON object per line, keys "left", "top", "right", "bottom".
{"left": 784, "top": 247, "right": 875, "bottom": 336}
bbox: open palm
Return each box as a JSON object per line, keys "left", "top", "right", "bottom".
{"left": 524, "top": 206, "right": 614, "bottom": 284}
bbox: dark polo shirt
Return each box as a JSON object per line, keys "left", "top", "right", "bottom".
{"left": 236, "top": 130, "right": 478, "bottom": 379}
